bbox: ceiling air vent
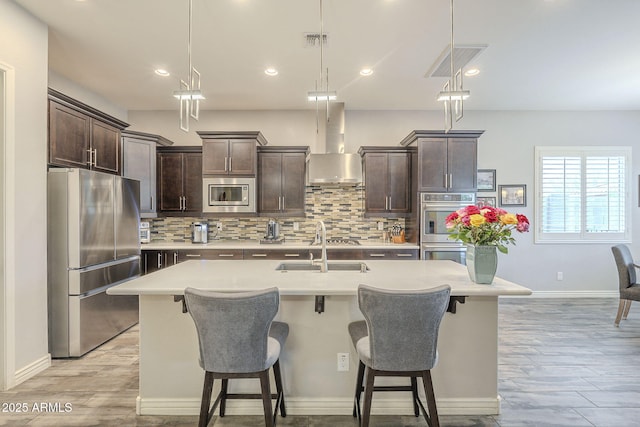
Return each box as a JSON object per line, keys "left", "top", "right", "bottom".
{"left": 304, "top": 33, "right": 328, "bottom": 48}
{"left": 425, "top": 44, "right": 487, "bottom": 78}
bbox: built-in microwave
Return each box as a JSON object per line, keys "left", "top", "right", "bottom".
{"left": 202, "top": 177, "right": 256, "bottom": 213}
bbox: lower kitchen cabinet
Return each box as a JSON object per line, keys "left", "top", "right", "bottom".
{"left": 362, "top": 249, "right": 418, "bottom": 260}
{"left": 244, "top": 249, "right": 309, "bottom": 260}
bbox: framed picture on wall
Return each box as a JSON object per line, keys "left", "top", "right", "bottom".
{"left": 477, "top": 169, "right": 496, "bottom": 192}
{"left": 477, "top": 196, "right": 497, "bottom": 208}
{"left": 499, "top": 185, "right": 527, "bottom": 207}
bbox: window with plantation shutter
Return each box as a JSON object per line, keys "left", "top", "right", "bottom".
{"left": 534, "top": 146, "right": 631, "bottom": 243}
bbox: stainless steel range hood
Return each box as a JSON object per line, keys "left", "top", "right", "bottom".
{"left": 307, "top": 102, "right": 362, "bottom": 185}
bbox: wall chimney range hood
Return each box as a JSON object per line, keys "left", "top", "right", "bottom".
{"left": 307, "top": 102, "right": 362, "bottom": 185}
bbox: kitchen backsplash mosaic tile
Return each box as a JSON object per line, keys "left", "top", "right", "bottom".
{"left": 147, "top": 185, "right": 406, "bottom": 243}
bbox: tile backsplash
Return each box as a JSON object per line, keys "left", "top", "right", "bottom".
{"left": 147, "top": 185, "right": 405, "bottom": 243}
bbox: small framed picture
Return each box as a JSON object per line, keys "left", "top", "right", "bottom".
{"left": 477, "top": 169, "right": 496, "bottom": 192}
{"left": 477, "top": 196, "right": 497, "bottom": 208}
{"left": 499, "top": 185, "right": 527, "bottom": 207}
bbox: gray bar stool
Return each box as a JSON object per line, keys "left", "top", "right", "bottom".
{"left": 184, "top": 287, "right": 288, "bottom": 427}
{"left": 348, "top": 284, "right": 451, "bottom": 427}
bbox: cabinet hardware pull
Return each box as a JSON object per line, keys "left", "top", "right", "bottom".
{"left": 449, "top": 173, "right": 453, "bottom": 189}
{"left": 396, "top": 253, "right": 413, "bottom": 257}
{"left": 281, "top": 196, "right": 285, "bottom": 210}
{"left": 185, "top": 254, "right": 201, "bottom": 257}
{"left": 224, "top": 157, "right": 228, "bottom": 172}
{"left": 93, "top": 149, "right": 98, "bottom": 166}
{"left": 150, "top": 196, "right": 154, "bottom": 211}
{"left": 229, "top": 157, "right": 232, "bottom": 171}
{"left": 368, "top": 254, "right": 386, "bottom": 257}
{"left": 278, "top": 196, "right": 281, "bottom": 210}
{"left": 157, "top": 252, "right": 162, "bottom": 269}
{"left": 284, "top": 254, "right": 300, "bottom": 257}
{"left": 87, "top": 149, "right": 93, "bottom": 166}
{"left": 173, "top": 252, "right": 178, "bottom": 264}
{"left": 183, "top": 196, "right": 187, "bottom": 210}
{"left": 218, "top": 254, "right": 235, "bottom": 257}
{"left": 252, "top": 254, "right": 268, "bottom": 257}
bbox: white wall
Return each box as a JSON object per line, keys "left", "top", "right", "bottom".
{"left": 0, "top": 1, "right": 49, "bottom": 380}
{"left": 130, "top": 109, "right": 640, "bottom": 295}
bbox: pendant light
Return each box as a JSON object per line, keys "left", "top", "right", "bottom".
{"left": 436, "top": 0, "right": 469, "bottom": 131}
{"left": 307, "top": 0, "right": 334, "bottom": 133}
{"left": 173, "top": 0, "right": 204, "bottom": 132}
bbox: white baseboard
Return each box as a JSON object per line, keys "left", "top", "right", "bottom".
{"left": 13, "top": 353, "right": 51, "bottom": 387}
{"left": 503, "top": 290, "right": 618, "bottom": 299}
{"left": 136, "top": 396, "right": 500, "bottom": 416}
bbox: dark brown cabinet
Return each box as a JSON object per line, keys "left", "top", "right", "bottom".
{"left": 198, "top": 131, "right": 268, "bottom": 176}
{"left": 157, "top": 147, "right": 202, "bottom": 214}
{"left": 258, "top": 147, "right": 309, "bottom": 216}
{"left": 362, "top": 249, "right": 419, "bottom": 260}
{"left": 359, "top": 147, "right": 413, "bottom": 217}
{"left": 399, "top": 130, "right": 483, "bottom": 193}
{"left": 48, "top": 90, "right": 129, "bottom": 175}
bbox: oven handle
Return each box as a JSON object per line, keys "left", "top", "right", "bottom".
{"left": 421, "top": 244, "right": 467, "bottom": 251}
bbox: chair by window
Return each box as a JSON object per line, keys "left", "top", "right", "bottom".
{"left": 611, "top": 245, "right": 640, "bottom": 326}
{"left": 184, "top": 287, "right": 288, "bottom": 427}
{"left": 348, "top": 284, "right": 451, "bottom": 427}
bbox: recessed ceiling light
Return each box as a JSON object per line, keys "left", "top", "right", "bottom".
{"left": 464, "top": 68, "right": 480, "bottom": 77}
{"left": 264, "top": 68, "right": 279, "bottom": 76}
{"left": 360, "top": 68, "right": 374, "bottom": 76}
{"left": 154, "top": 69, "right": 170, "bottom": 77}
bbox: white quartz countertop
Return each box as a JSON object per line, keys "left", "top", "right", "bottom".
{"left": 140, "top": 240, "right": 420, "bottom": 250}
{"left": 108, "top": 259, "right": 531, "bottom": 297}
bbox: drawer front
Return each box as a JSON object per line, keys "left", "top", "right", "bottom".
{"left": 244, "top": 249, "right": 310, "bottom": 260}
{"left": 362, "top": 249, "right": 419, "bottom": 260}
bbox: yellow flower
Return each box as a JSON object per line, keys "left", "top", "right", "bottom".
{"left": 501, "top": 213, "right": 517, "bottom": 225}
{"left": 469, "top": 214, "right": 486, "bottom": 227}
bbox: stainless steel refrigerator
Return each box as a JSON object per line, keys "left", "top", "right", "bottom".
{"left": 47, "top": 168, "right": 140, "bottom": 358}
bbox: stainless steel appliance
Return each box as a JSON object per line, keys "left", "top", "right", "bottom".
{"left": 420, "top": 192, "right": 475, "bottom": 264}
{"left": 191, "top": 221, "right": 209, "bottom": 243}
{"left": 202, "top": 177, "right": 255, "bottom": 213}
{"left": 47, "top": 168, "right": 140, "bottom": 358}
{"left": 265, "top": 219, "right": 280, "bottom": 241}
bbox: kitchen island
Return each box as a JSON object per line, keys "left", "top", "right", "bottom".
{"left": 108, "top": 259, "right": 531, "bottom": 417}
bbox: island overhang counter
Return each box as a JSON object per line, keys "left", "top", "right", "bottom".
{"left": 108, "top": 259, "right": 531, "bottom": 417}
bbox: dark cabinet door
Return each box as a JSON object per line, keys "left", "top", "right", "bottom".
{"left": 228, "top": 140, "right": 256, "bottom": 176}
{"left": 281, "top": 152, "right": 306, "bottom": 214}
{"left": 388, "top": 153, "right": 410, "bottom": 213}
{"left": 202, "top": 140, "right": 228, "bottom": 175}
{"left": 183, "top": 153, "right": 202, "bottom": 213}
{"left": 418, "top": 138, "right": 448, "bottom": 192}
{"left": 157, "top": 152, "right": 184, "bottom": 212}
{"left": 258, "top": 149, "right": 307, "bottom": 215}
{"left": 258, "top": 152, "right": 282, "bottom": 213}
{"left": 447, "top": 138, "right": 477, "bottom": 192}
{"left": 91, "top": 120, "right": 121, "bottom": 175}
{"left": 142, "top": 250, "right": 164, "bottom": 275}
{"left": 49, "top": 100, "right": 91, "bottom": 168}
{"left": 363, "top": 153, "right": 389, "bottom": 214}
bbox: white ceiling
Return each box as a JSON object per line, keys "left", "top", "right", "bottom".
{"left": 13, "top": 0, "right": 640, "bottom": 112}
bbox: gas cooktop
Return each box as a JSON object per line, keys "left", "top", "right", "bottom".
{"left": 312, "top": 239, "right": 361, "bottom": 246}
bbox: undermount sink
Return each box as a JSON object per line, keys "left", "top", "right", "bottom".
{"left": 276, "top": 262, "right": 369, "bottom": 272}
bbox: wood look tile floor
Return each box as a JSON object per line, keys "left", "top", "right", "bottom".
{"left": 2, "top": 298, "right": 640, "bottom": 426}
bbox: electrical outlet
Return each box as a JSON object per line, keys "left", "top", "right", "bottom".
{"left": 337, "top": 352, "right": 349, "bottom": 372}
{"left": 377, "top": 221, "right": 384, "bottom": 231}
{"left": 293, "top": 222, "right": 299, "bottom": 231}
{"left": 557, "top": 272, "right": 563, "bottom": 281}
{"left": 216, "top": 222, "right": 223, "bottom": 231}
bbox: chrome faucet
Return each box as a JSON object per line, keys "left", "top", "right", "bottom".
{"left": 314, "top": 220, "right": 328, "bottom": 273}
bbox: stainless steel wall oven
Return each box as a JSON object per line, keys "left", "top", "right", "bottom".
{"left": 420, "top": 192, "right": 475, "bottom": 264}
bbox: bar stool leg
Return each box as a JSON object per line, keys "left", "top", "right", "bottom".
{"left": 352, "top": 360, "right": 365, "bottom": 419}
{"left": 219, "top": 378, "right": 228, "bottom": 417}
{"left": 199, "top": 371, "right": 215, "bottom": 427}
{"left": 422, "top": 370, "right": 440, "bottom": 427}
{"left": 360, "top": 367, "right": 375, "bottom": 427}
{"left": 273, "top": 360, "right": 286, "bottom": 417}
{"left": 410, "top": 376, "right": 420, "bottom": 417}
{"left": 259, "top": 369, "right": 274, "bottom": 427}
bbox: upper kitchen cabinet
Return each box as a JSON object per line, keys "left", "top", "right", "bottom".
{"left": 156, "top": 146, "right": 202, "bottom": 214}
{"left": 359, "top": 146, "right": 415, "bottom": 217}
{"left": 257, "top": 146, "right": 309, "bottom": 217}
{"left": 122, "top": 130, "right": 174, "bottom": 218}
{"left": 48, "top": 89, "right": 129, "bottom": 175}
{"left": 400, "top": 130, "right": 484, "bottom": 193}
{"left": 198, "top": 131, "right": 268, "bottom": 176}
